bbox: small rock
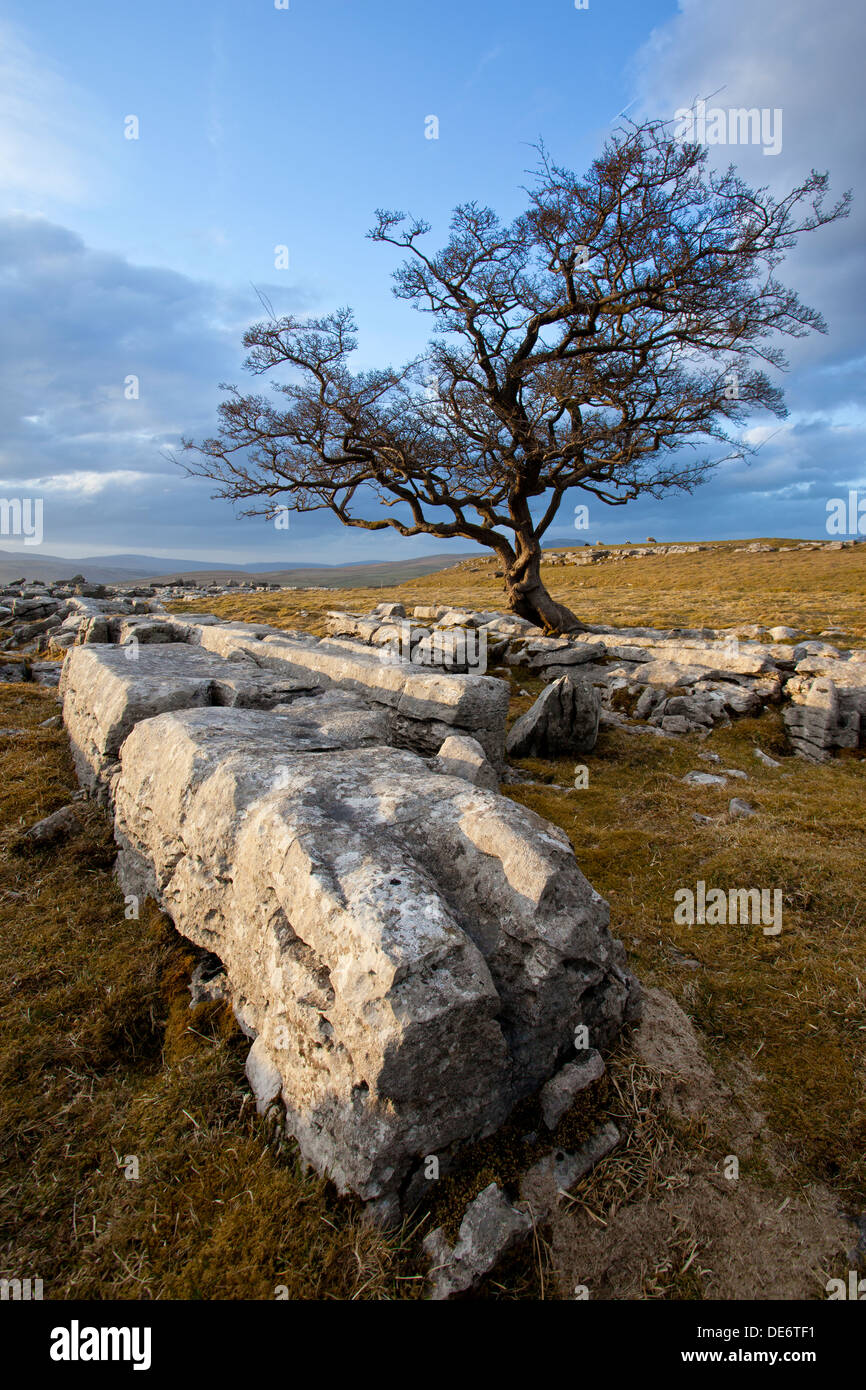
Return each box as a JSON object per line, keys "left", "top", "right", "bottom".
{"left": 520, "top": 1122, "right": 621, "bottom": 1216}
{"left": 506, "top": 673, "right": 601, "bottom": 758}
{"left": 423, "top": 1182, "right": 533, "bottom": 1300}
{"left": 753, "top": 748, "right": 781, "bottom": 768}
{"left": 729, "top": 798, "right": 756, "bottom": 819}
{"left": 23, "top": 803, "right": 80, "bottom": 846}
{"left": 683, "top": 771, "right": 727, "bottom": 787}
{"left": 434, "top": 734, "right": 499, "bottom": 791}
{"left": 539, "top": 1050, "right": 605, "bottom": 1130}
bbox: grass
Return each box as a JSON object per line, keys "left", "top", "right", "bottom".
{"left": 0, "top": 684, "right": 424, "bottom": 1300}
{"left": 504, "top": 710, "right": 866, "bottom": 1204}
{"left": 168, "top": 537, "right": 866, "bottom": 644}
{"left": 3, "top": 538, "right": 864, "bottom": 1299}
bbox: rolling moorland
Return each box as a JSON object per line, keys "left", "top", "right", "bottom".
{"left": 2, "top": 538, "right": 864, "bottom": 1299}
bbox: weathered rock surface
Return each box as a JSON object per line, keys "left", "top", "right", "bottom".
{"left": 423, "top": 1183, "right": 533, "bottom": 1300}
{"left": 433, "top": 734, "right": 499, "bottom": 791}
{"left": 22, "top": 803, "right": 81, "bottom": 846}
{"left": 191, "top": 623, "right": 510, "bottom": 766}
{"left": 518, "top": 1121, "right": 621, "bottom": 1216}
{"left": 783, "top": 676, "right": 860, "bottom": 762}
{"left": 506, "top": 674, "right": 601, "bottom": 758}
{"left": 59, "top": 643, "right": 318, "bottom": 794}
{"left": 317, "top": 605, "right": 866, "bottom": 761}
{"left": 106, "top": 703, "right": 638, "bottom": 1206}
{"left": 539, "top": 1050, "right": 605, "bottom": 1130}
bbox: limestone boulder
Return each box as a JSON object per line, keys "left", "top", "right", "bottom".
{"left": 112, "top": 710, "right": 639, "bottom": 1204}
{"left": 194, "top": 625, "right": 511, "bottom": 765}
{"left": 506, "top": 674, "right": 601, "bottom": 758}
{"left": 59, "top": 643, "right": 319, "bottom": 792}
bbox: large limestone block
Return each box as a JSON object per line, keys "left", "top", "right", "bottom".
{"left": 59, "top": 643, "right": 317, "bottom": 792}
{"left": 113, "top": 711, "right": 638, "bottom": 1204}
{"left": 198, "top": 626, "right": 510, "bottom": 764}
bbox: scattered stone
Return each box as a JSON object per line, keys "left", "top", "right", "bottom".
{"left": 22, "top": 803, "right": 81, "bottom": 846}
{"left": 433, "top": 733, "right": 499, "bottom": 790}
{"left": 424, "top": 1182, "right": 533, "bottom": 1300}
{"left": 753, "top": 748, "right": 781, "bottom": 768}
{"left": 683, "top": 771, "right": 727, "bottom": 787}
{"left": 506, "top": 673, "right": 601, "bottom": 758}
{"left": 519, "top": 1121, "right": 621, "bottom": 1213}
{"left": 729, "top": 798, "right": 756, "bottom": 819}
{"left": 539, "top": 1050, "right": 605, "bottom": 1130}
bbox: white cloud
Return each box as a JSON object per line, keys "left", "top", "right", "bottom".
{"left": 2, "top": 470, "right": 154, "bottom": 497}
{"left": 0, "top": 21, "right": 101, "bottom": 207}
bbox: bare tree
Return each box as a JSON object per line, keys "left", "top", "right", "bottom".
{"left": 184, "top": 119, "right": 848, "bottom": 632}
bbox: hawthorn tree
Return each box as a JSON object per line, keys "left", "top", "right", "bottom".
{"left": 184, "top": 119, "right": 848, "bottom": 632}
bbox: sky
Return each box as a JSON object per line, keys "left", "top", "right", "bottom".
{"left": 0, "top": 0, "right": 863, "bottom": 563}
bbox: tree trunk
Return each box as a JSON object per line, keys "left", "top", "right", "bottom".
{"left": 503, "top": 537, "right": 585, "bottom": 634}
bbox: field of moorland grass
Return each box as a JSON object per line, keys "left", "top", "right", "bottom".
{"left": 168, "top": 539, "right": 866, "bottom": 644}
{"left": 170, "top": 540, "right": 866, "bottom": 1293}
{"left": 0, "top": 686, "right": 427, "bottom": 1300}
{"left": 2, "top": 540, "right": 863, "bottom": 1300}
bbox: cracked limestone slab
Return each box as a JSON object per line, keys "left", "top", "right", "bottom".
{"left": 112, "top": 711, "right": 639, "bottom": 1204}
{"left": 195, "top": 624, "right": 511, "bottom": 765}
{"left": 59, "top": 642, "right": 320, "bottom": 793}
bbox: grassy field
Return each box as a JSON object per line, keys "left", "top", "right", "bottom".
{"left": 170, "top": 538, "right": 866, "bottom": 644}
{"left": 2, "top": 540, "right": 864, "bottom": 1299}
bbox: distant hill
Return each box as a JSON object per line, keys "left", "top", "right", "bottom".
{"left": 0, "top": 548, "right": 475, "bottom": 588}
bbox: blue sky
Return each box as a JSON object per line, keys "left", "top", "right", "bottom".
{"left": 0, "top": 0, "right": 863, "bottom": 562}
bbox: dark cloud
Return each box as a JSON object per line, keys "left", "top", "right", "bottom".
{"left": 0, "top": 214, "right": 329, "bottom": 558}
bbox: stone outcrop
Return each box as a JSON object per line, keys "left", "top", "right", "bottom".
{"left": 59, "top": 643, "right": 319, "bottom": 795}
{"left": 185, "top": 622, "right": 511, "bottom": 767}
{"left": 110, "top": 707, "right": 638, "bottom": 1208}
{"left": 321, "top": 606, "right": 865, "bottom": 762}
{"left": 783, "top": 676, "right": 860, "bottom": 762}
{"left": 57, "top": 621, "right": 640, "bottom": 1215}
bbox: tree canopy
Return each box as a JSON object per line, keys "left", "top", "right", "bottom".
{"left": 185, "top": 119, "right": 849, "bottom": 631}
